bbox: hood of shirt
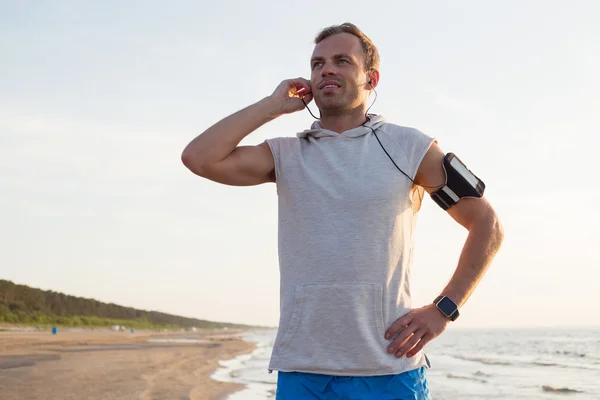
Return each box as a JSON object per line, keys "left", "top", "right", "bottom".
{"left": 296, "top": 114, "right": 387, "bottom": 139}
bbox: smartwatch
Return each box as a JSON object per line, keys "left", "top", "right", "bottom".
{"left": 434, "top": 295, "right": 460, "bottom": 321}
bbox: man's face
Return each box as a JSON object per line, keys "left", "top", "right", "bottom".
{"left": 310, "top": 33, "right": 369, "bottom": 115}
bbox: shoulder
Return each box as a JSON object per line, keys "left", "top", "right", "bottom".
{"left": 263, "top": 136, "right": 301, "bottom": 180}
{"left": 264, "top": 136, "right": 300, "bottom": 155}
{"left": 264, "top": 136, "right": 300, "bottom": 146}
{"left": 261, "top": 136, "right": 300, "bottom": 163}
{"left": 378, "top": 122, "right": 434, "bottom": 142}
{"left": 377, "top": 123, "right": 437, "bottom": 155}
{"left": 377, "top": 122, "right": 438, "bottom": 179}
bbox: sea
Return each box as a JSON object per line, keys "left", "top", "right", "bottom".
{"left": 211, "top": 327, "right": 600, "bottom": 399}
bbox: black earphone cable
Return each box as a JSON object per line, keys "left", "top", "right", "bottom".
{"left": 368, "top": 125, "right": 446, "bottom": 190}
{"left": 301, "top": 97, "right": 320, "bottom": 119}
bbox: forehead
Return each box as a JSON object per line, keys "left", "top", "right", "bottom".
{"left": 311, "top": 33, "right": 364, "bottom": 63}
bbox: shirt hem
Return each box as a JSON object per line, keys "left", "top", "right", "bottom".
{"left": 268, "top": 356, "right": 428, "bottom": 377}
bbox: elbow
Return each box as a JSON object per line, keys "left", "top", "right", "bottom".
{"left": 180, "top": 149, "right": 193, "bottom": 169}
{"left": 485, "top": 209, "right": 504, "bottom": 249}
{"left": 181, "top": 149, "right": 207, "bottom": 176}
{"left": 468, "top": 205, "right": 504, "bottom": 247}
{"left": 492, "top": 216, "right": 504, "bottom": 248}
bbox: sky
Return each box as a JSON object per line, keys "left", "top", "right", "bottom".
{"left": 1, "top": 0, "right": 599, "bottom": 329}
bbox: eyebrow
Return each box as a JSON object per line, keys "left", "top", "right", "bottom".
{"left": 310, "top": 53, "right": 354, "bottom": 63}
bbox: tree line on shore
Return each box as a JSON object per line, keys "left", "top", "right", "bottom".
{"left": 0, "top": 279, "right": 252, "bottom": 330}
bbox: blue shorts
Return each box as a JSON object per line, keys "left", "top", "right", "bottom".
{"left": 275, "top": 367, "right": 432, "bottom": 400}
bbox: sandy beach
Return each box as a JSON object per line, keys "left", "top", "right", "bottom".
{"left": 0, "top": 328, "right": 256, "bottom": 400}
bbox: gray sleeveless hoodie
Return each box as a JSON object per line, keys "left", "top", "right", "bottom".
{"left": 265, "top": 114, "right": 436, "bottom": 376}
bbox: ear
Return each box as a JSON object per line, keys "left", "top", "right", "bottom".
{"left": 367, "top": 70, "right": 380, "bottom": 89}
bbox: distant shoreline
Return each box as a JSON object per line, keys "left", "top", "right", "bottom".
{"left": 0, "top": 323, "right": 237, "bottom": 333}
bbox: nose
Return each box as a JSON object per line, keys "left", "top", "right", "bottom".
{"left": 320, "top": 60, "right": 337, "bottom": 77}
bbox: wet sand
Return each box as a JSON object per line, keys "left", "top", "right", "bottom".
{"left": 0, "top": 329, "right": 256, "bottom": 400}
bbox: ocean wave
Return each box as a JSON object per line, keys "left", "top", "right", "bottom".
{"left": 446, "top": 373, "right": 488, "bottom": 383}
{"left": 451, "top": 355, "right": 513, "bottom": 366}
{"left": 533, "top": 361, "right": 561, "bottom": 367}
{"left": 553, "top": 350, "right": 586, "bottom": 358}
{"left": 532, "top": 360, "right": 600, "bottom": 371}
{"left": 542, "top": 385, "right": 584, "bottom": 394}
{"left": 449, "top": 354, "right": 600, "bottom": 371}
{"left": 473, "top": 370, "right": 493, "bottom": 377}
{"left": 542, "top": 350, "right": 600, "bottom": 364}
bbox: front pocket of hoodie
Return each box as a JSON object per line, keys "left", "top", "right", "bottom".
{"left": 278, "top": 282, "right": 386, "bottom": 373}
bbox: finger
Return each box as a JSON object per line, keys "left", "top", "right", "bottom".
{"left": 387, "top": 324, "right": 417, "bottom": 355}
{"left": 291, "top": 77, "right": 312, "bottom": 93}
{"left": 385, "top": 312, "right": 413, "bottom": 340}
{"left": 395, "top": 330, "right": 425, "bottom": 358}
{"left": 406, "top": 333, "right": 434, "bottom": 358}
{"left": 296, "top": 87, "right": 312, "bottom": 98}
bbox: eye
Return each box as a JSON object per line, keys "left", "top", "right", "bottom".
{"left": 311, "top": 62, "right": 323, "bottom": 70}
{"left": 338, "top": 59, "right": 349, "bottom": 64}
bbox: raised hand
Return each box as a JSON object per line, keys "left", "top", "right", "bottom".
{"left": 269, "top": 77, "right": 313, "bottom": 115}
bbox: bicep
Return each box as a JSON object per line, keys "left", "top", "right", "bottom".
{"left": 200, "top": 142, "right": 275, "bottom": 186}
{"left": 415, "top": 142, "right": 491, "bottom": 229}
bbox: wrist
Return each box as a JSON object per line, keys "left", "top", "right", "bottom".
{"left": 260, "top": 96, "right": 285, "bottom": 119}
{"left": 433, "top": 295, "right": 460, "bottom": 321}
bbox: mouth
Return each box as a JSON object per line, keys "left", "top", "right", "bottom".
{"left": 318, "top": 80, "right": 342, "bottom": 90}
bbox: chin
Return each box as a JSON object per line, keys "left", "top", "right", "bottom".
{"left": 316, "top": 98, "right": 348, "bottom": 113}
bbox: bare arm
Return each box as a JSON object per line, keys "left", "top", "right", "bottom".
{"left": 384, "top": 142, "right": 504, "bottom": 359}
{"left": 415, "top": 142, "right": 504, "bottom": 307}
{"left": 181, "top": 97, "right": 280, "bottom": 186}
{"left": 181, "top": 78, "right": 313, "bottom": 186}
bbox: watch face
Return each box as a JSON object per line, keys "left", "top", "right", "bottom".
{"left": 438, "top": 297, "right": 458, "bottom": 316}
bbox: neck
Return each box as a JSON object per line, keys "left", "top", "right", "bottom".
{"left": 318, "top": 105, "right": 368, "bottom": 134}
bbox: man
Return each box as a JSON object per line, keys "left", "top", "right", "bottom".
{"left": 182, "top": 23, "right": 503, "bottom": 399}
